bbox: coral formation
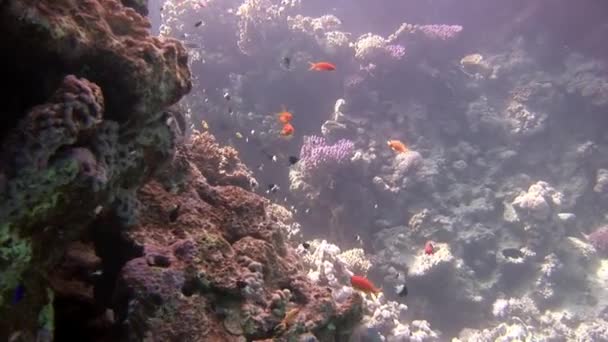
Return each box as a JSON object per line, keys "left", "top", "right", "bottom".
{"left": 0, "top": 0, "right": 191, "bottom": 339}
{"left": 302, "top": 240, "right": 441, "bottom": 340}
{"left": 298, "top": 136, "right": 355, "bottom": 180}
{"left": 112, "top": 137, "right": 363, "bottom": 341}
{"left": 1, "top": 0, "right": 191, "bottom": 122}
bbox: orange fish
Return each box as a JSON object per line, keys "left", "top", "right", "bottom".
{"left": 280, "top": 123, "right": 294, "bottom": 137}
{"left": 274, "top": 307, "right": 301, "bottom": 333}
{"left": 278, "top": 105, "right": 293, "bottom": 124}
{"left": 387, "top": 140, "right": 408, "bottom": 153}
{"left": 350, "top": 275, "right": 381, "bottom": 294}
{"left": 308, "top": 61, "right": 336, "bottom": 71}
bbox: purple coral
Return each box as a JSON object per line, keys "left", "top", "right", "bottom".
{"left": 418, "top": 24, "right": 463, "bottom": 41}
{"left": 385, "top": 44, "right": 406, "bottom": 59}
{"left": 588, "top": 226, "right": 608, "bottom": 255}
{"left": 299, "top": 136, "right": 354, "bottom": 177}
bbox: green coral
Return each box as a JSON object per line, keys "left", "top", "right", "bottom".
{"left": 4, "top": 158, "right": 79, "bottom": 226}
{"left": 0, "top": 223, "right": 32, "bottom": 307}
{"left": 240, "top": 311, "right": 258, "bottom": 336}
{"left": 38, "top": 288, "right": 55, "bottom": 332}
{"left": 0, "top": 156, "right": 81, "bottom": 308}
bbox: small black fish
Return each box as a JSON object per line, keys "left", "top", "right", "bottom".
{"left": 502, "top": 248, "right": 524, "bottom": 259}
{"left": 160, "top": 6, "right": 164, "bottom": 11}
{"left": 288, "top": 156, "right": 299, "bottom": 165}
{"left": 223, "top": 92, "right": 231, "bottom": 101}
{"left": 89, "top": 270, "right": 103, "bottom": 281}
{"left": 194, "top": 20, "right": 203, "bottom": 27}
{"left": 169, "top": 204, "right": 181, "bottom": 222}
{"left": 12, "top": 284, "right": 25, "bottom": 304}
{"left": 267, "top": 184, "right": 280, "bottom": 194}
{"left": 301, "top": 242, "right": 310, "bottom": 249}
{"left": 261, "top": 149, "right": 277, "bottom": 162}
{"left": 395, "top": 283, "right": 408, "bottom": 297}
{"left": 281, "top": 56, "right": 291, "bottom": 70}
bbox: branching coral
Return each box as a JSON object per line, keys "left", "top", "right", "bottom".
{"left": 236, "top": 0, "right": 301, "bottom": 55}
{"left": 352, "top": 33, "right": 388, "bottom": 61}
{"left": 416, "top": 24, "right": 463, "bottom": 41}
{"left": 299, "top": 135, "right": 354, "bottom": 180}
{"left": 337, "top": 248, "right": 372, "bottom": 276}
{"left": 287, "top": 14, "right": 342, "bottom": 36}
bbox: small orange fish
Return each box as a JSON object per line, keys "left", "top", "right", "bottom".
{"left": 274, "top": 307, "right": 301, "bottom": 333}
{"left": 308, "top": 61, "right": 336, "bottom": 71}
{"left": 278, "top": 105, "right": 293, "bottom": 124}
{"left": 281, "top": 123, "right": 294, "bottom": 137}
{"left": 350, "top": 275, "right": 381, "bottom": 294}
{"left": 387, "top": 140, "right": 408, "bottom": 153}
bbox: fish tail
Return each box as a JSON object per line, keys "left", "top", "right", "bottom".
{"left": 308, "top": 62, "right": 316, "bottom": 70}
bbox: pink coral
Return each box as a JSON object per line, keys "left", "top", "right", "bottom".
{"left": 386, "top": 44, "right": 407, "bottom": 59}
{"left": 418, "top": 24, "right": 463, "bottom": 41}
{"left": 588, "top": 226, "right": 608, "bottom": 255}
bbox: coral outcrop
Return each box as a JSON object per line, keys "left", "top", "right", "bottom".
{"left": 0, "top": 0, "right": 191, "bottom": 124}
{"left": 0, "top": 0, "right": 191, "bottom": 339}
{"left": 110, "top": 133, "right": 363, "bottom": 341}
{"left": 302, "top": 239, "right": 441, "bottom": 341}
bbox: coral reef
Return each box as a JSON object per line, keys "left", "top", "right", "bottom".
{"left": 298, "top": 136, "right": 355, "bottom": 181}
{"left": 0, "top": 0, "right": 190, "bottom": 339}
{"left": 111, "top": 134, "right": 363, "bottom": 341}
{"left": 1, "top": 0, "right": 191, "bottom": 123}
{"left": 4, "top": 0, "right": 608, "bottom": 340}
{"left": 184, "top": 131, "right": 258, "bottom": 190}
{"left": 302, "top": 239, "right": 441, "bottom": 341}
{"left": 157, "top": 0, "right": 608, "bottom": 339}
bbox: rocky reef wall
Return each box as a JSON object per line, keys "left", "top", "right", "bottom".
{"left": 0, "top": 0, "right": 191, "bottom": 339}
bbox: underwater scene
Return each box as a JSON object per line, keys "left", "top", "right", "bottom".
{"left": 1, "top": 0, "right": 608, "bottom": 341}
